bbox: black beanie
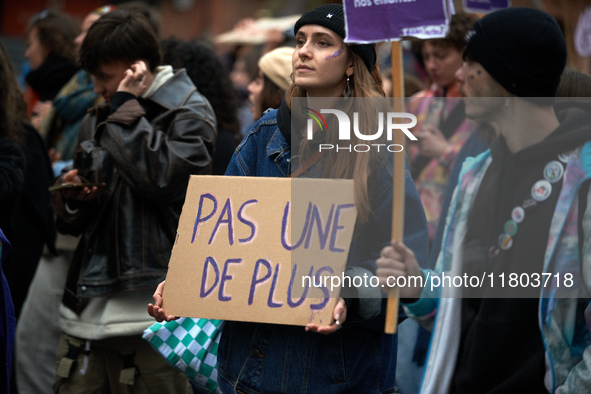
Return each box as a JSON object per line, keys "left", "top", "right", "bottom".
{"left": 464, "top": 7, "right": 566, "bottom": 98}
{"left": 294, "top": 4, "right": 376, "bottom": 72}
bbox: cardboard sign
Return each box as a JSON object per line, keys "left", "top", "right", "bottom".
{"left": 343, "top": 0, "right": 451, "bottom": 43}
{"left": 162, "top": 176, "right": 357, "bottom": 327}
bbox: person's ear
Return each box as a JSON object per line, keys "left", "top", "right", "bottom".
{"left": 346, "top": 64, "right": 354, "bottom": 78}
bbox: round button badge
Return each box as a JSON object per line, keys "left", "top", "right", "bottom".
{"left": 498, "top": 233, "right": 513, "bottom": 250}
{"left": 531, "top": 180, "right": 552, "bottom": 202}
{"left": 543, "top": 160, "right": 564, "bottom": 183}
{"left": 558, "top": 151, "right": 574, "bottom": 163}
{"left": 488, "top": 246, "right": 500, "bottom": 258}
{"left": 503, "top": 220, "right": 518, "bottom": 236}
{"left": 511, "top": 206, "right": 525, "bottom": 223}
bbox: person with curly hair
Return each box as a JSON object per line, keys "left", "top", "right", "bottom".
{"left": 407, "top": 12, "right": 479, "bottom": 244}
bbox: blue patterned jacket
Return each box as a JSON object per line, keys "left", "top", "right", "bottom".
{"left": 406, "top": 140, "right": 591, "bottom": 393}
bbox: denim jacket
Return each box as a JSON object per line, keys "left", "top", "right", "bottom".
{"left": 219, "top": 109, "right": 429, "bottom": 393}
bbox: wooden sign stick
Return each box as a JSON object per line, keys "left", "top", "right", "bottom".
{"left": 385, "top": 40, "right": 406, "bottom": 334}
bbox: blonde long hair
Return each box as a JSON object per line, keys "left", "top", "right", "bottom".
{"left": 286, "top": 49, "right": 386, "bottom": 223}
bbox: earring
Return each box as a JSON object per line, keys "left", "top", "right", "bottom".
{"left": 505, "top": 97, "right": 510, "bottom": 108}
{"left": 343, "top": 75, "right": 352, "bottom": 99}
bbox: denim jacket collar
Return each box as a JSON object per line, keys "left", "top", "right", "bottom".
{"left": 266, "top": 127, "right": 291, "bottom": 175}
{"left": 265, "top": 102, "right": 292, "bottom": 174}
{"left": 266, "top": 126, "right": 289, "bottom": 158}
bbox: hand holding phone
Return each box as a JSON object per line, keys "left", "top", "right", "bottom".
{"left": 49, "top": 169, "right": 104, "bottom": 201}
{"left": 49, "top": 182, "right": 105, "bottom": 193}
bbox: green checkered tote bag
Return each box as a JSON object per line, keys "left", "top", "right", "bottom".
{"left": 143, "top": 317, "right": 223, "bottom": 393}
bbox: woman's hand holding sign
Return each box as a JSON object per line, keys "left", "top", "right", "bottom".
{"left": 147, "top": 280, "right": 179, "bottom": 322}
{"left": 148, "top": 279, "right": 348, "bottom": 334}
{"left": 305, "top": 298, "right": 347, "bottom": 335}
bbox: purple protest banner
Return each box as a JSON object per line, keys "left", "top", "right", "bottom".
{"left": 463, "top": 0, "right": 509, "bottom": 13}
{"left": 343, "top": 0, "right": 450, "bottom": 43}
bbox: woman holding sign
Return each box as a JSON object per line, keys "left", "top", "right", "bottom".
{"left": 149, "top": 4, "right": 428, "bottom": 392}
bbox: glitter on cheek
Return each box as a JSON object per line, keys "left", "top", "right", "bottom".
{"left": 325, "top": 45, "right": 344, "bottom": 60}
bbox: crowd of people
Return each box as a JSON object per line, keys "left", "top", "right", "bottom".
{"left": 1, "top": 2, "right": 590, "bottom": 394}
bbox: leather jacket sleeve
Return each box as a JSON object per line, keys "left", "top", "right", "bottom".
{"left": 97, "top": 96, "right": 216, "bottom": 204}
{"left": 53, "top": 76, "right": 217, "bottom": 232}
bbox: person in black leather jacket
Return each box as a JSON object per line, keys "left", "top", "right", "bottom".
{"left": 50, "top": 10, "right": 216, "bottom": 393}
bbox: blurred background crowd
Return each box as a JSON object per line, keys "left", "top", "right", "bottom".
{"left": 2, "top": 0, "right": 591, "bottom": 393}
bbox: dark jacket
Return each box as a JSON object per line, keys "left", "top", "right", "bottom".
{"left": 0, "top": 230, "right": 15, "bottom": 394}
{"left": 24, "top": 54, "right": 79, "bottom": 117}
{"left": 1, "top": 123, "right": 56, "bottom": 317}
{"left": 53, "top": 69, "right": 217, "bottom": 313}
{"left": 25, "top": 54, "right": 79, "bottom": 103}
{"left": 0, "top": 137, "right": 25, "bottom": 228}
